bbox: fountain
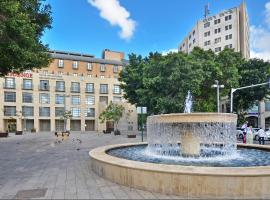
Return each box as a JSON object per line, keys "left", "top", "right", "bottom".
{"left": 89, "top": 92, "right": 270, "bottom": 198}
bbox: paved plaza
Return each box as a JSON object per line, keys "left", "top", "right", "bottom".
{"left": 0, "top": 132, "right": 182, "bottom": 199}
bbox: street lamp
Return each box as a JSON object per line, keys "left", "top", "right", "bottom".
{"left": 211, "top": 80, "right": 224, "bottom": 113}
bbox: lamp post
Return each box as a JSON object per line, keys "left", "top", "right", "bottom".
{"left": 212, "top": 80, "right": 224, "bottom": 113}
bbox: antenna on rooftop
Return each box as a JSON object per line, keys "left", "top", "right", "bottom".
{"left": 204, "top": 3, "right": 210, "bottom": 18}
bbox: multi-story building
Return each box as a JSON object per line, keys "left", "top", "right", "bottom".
{"left": 0, "top": 49, "right": 138, "bottom": 133}
{"left": 178, "top": 2, "right": 250, "bottom": 59}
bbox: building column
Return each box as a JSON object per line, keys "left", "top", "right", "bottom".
{"left": 258, "top": 100, "right": 265, "bottom": 129}
{"left": 51, "top": 119, "right": 55, "bottom": 132}
{"left": 34, "top": 119, "right": 39, "bottom": 132}
{"left": 17, "top": 118, "right": 22, "bottom": 131}
{"left": 66, "top": 119, "right": 70, "bottom": 131}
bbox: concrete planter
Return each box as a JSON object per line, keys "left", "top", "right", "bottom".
{"left": 15, "top": 131, "right": 23, "bottom": 135}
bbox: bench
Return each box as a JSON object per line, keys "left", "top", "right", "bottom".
{"left": 15, "top": 131, "right": 23, "bottom": 135}
{"left": 127, "top": 134, "right": 136, "bottom": 138}
{"left": 0, "top": 132, "right": 8, "bottom": 138}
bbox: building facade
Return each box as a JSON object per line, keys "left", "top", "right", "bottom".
{"left": 178, "top": 2, "right": 250, "bottom": 59}
{"left": 0, "top": 49, "right": 138, "bottom": 133}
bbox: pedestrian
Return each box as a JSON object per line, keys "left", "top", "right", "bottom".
{"left": 246, "top": 125, "right": 253, "bottom": 144}
{"left": 258, "top": 128, "right": 266, "bottom": 145}
{"left": 241, "top": 121, "right": 248, "bottom": 144}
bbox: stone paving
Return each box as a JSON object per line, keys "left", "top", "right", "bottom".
{"left": 0, "top": 132, "right": 183, "bottom": 199}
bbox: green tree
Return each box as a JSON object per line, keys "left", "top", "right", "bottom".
{"left": 99, "top": 102, "right": 125, "bottom": 132}
{"left": 234, "top": 58, "right": 270, "bottom": 112}
{"left": 120, "top": 47, "right": 270, "bottom": 115}
{"left": 0, "top": 0, "right": 52, "bottom": 76}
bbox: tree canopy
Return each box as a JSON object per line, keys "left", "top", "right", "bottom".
{"left": 0, "top": 0, "right": 52, "bottom": 76}
{"left": 120, "top": 47, "right": 270, "bottom": 115}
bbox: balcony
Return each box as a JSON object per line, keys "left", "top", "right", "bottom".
{"left": 3, "top": 83, "right": 16, "bottom": 89}
{"left": 39, "top": 85, "right": 50, "bottom": 91}
{"left": 22, "top": 84, "right": 33, "bottom": 90}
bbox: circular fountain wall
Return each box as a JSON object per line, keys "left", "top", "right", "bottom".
{"left": 90, "top": 113, "right": 270, "bottom": 198}
{"left": 146, "top": 113, "right": 237, "bottom": 157}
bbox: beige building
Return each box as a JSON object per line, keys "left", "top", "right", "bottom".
{"left": 178, "top": 2, "right": 250, "bottom": 59}
{"left": 0, "top": 49, "right": 138, "bottom": 133}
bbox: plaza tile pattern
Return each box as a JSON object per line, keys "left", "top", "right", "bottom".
{"left": 0, "top": 132, "right": 182, "bottom": 199}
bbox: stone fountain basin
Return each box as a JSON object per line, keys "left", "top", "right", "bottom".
{"left": 90, "top": 142, "right": 270, "bottom": 199}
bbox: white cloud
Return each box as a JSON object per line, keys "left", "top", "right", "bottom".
{"left": 250, "top": 1, "right": 270, "bottom": 61}
{"left": 265, "top": 2, "right": 270, "bottom": 26}
{"left": 162, "top": 48, "right": 178, "bottom": 55}
{"left": 88, "top": 0, "right": 136, "bottom": 40}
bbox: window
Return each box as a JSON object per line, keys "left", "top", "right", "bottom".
{"left": 58, "top": 59, "right": 64, "bottom": 68}
{"left": 56, "top": 81, "right": 65, "bottom": 92}
{"left": 4, "top": 106, "right": 16, "bottom": 116}
{"left": 71, "top": 82, "right": 80, "bottom": 92}
{"left": 225, "top": 44, "right": 233, "bottom": 49}
{"left": 4, "top": 92, "right": 16, "bottom": 102}
{"left": 39, "top": 107, "right": 50, "bottom": 117}
{"left": 113, "top": 65, "right": 118, "bottom": 73}
{"left": 100, "top": 75, "right": 105, "bottom": 79}
{"left": 39, "top": 80, "right": 49, "bottom": 90}
{"left": 22, "top": 106, "right": 34, "bottom": 116}
{"left": 57, "top": 71, "right": 63, "bottom": 75}
{"left": 225, "top": 24, "right": 232, "bottom": 31}
{"left": 204, "top": 22, "right": 210, "bottom": 28}
{"left": 72, "top": 61, "right": 78, "bottom": 69}
{"left": 71, "top": 108, "right": 80, "bottom": 117}
{"left": 22, "top": 92, "right": 33, "bottom": 103}
{"left": 225, "top": 15, "right": 232, "bottom": 21}
{"left": 100, "top": 64, "right": 106, "bottom": 72}
{"left": 71, "top": 95, "right": 80, "bottom": 105}
{"left": 86, "top": 83, "right": 94, "bottom": 93}
{"left": 85, "top": 108, "right": 95, "bottom": 117}
{"left": 4, "top": 77, "right": 15, "bottom": 89}
{"left": 22, "top": 79, "right": 32, "bottom": 90}
{"left": 214, "top": 19, "right": 221, "bottom": 24}
{"left": 204, "top": 31, "right": 210, "bottom": 37}
{"left": 189, "top": 35, "right": 191, "bottom": 40}
{"left": 113, "top": 85, "right": 121, "bottom": 94}
{"left": 204, "top": 40, "right": 211, "bottom": 46}
{"left": 193, "top": 39, "right": 196, "bottom": 44}
{"left": 215, "top": 47, "right": 222, "bottom": 52}
{"left": 73, "top": 73, "right": 78, "bottom": 77}
{"left": 87, "top": 74, "right": 92, "bottom": 78}
{"left": 86, "top": 96, "right": 95, "bottom": 105}
{"left": 55, "top": 107, "right": 65, "bottom": 117}
{"left": 40, "top": 93, "right": 50, "bottom": 104}
{"left": 99, "top": 96, "right": 108, "bottom": 105}
{"left": 87, "top": 63, "right": 92, "bottom": 71}
{"left": 100, "top": 84, "right": 108, "bottom": 94}
{"left": 193, "top": 30, "right": 195, "bottom": 35}
{"left": 128, "top": 125, "right": 133, "bottom": 131}
{"left": 214, "top": 28, "right": 221, "bottom": 34}
{"left": 225, "top": 34, "right": 232, "bottom": 40}
{"left": 113, "top": 96, "right": 122, "bottom": 102}
{"left": 55, "top": 94, "right": 64, "bottom": 104}
{"left": 214, "top": 37, "right": 221, "bottom": 44}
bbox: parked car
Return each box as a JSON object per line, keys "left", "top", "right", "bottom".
{"left": 236, "top": 128, "right": 260, "bottom": 140}
{"left": 254, "top": 129, "right": 270, "bottom": 141}
{"left": 236, "top": 127, "right": 244, "bottom": 139}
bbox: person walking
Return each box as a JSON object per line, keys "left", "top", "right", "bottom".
{"left": 241, "top": 121, "right": 248, "bottom": 144}
{"left": 246, "top": 125, "right": 253, "bottom": 144}
{"left": 258, "top": 128, "right": 266, "bottom": 145}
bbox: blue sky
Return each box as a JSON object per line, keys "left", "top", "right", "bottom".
{"left": 42, "top": 0, "right": 270, "bottom": 60}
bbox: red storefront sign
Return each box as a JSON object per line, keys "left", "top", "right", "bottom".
{"left": 7, "top": 73, "right": 33, "bottom": 78}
